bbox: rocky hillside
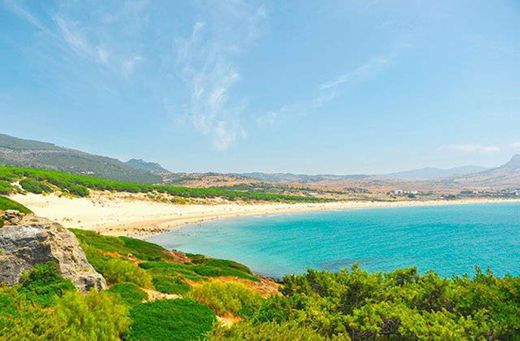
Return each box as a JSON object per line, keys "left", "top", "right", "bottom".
{"left": 0, "top": 133, "right": 161, "bottom": 183}
{"left": 453, "top": 155, "right": 520, "bottom": 189}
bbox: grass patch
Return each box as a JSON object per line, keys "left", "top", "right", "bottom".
{"left": 71, "top": 229, "right": 173, "bottom": 262}
{"left": 0, "top": 196, "right": 31, "bottom": 213}
{"left": 152, "top": 276, "right": 190, "bottom": 295}
{"left": 108, "top": 283, "right": 148, "bottom": 306}
{"left": 126, "top": 299, "right": 216, "bottom": 341}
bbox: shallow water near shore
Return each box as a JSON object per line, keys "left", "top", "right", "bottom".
{"left": 147, "top": 203, "right": 520, "bottom": 278}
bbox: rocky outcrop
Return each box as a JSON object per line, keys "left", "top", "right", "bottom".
{"left": 0, "top": 211, "right": 106, "bottom": 291}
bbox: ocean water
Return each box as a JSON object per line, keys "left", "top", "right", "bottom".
{"left": 147, "top": 203, "right": 520, "bottom": 278}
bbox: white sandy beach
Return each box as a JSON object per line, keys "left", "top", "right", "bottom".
{"left": 9, "top": 192, "right": 520, "bottom": 237}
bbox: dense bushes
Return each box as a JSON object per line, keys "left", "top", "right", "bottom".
{"left": 49, "top": 290, "right": 129, "bottom": 340}
{"left": 0, "top": 181, "right": 12, "bottom": 195}
{"left": 0, "top": 268, "right": 129, "bottom": 340}
{"left": 126, "top": 299, "right": 216, "bottom": 341}
{"left": 19, "top": 178, "right": 52, "bottom": 194}
{"left": 93, "top": 258, "right": 153, "bottom": 288}
{"left": 18, "top": 262, "right": 75, "bottom": 307}
{"left": 210, "top": 322, "right": 338, "bottom": 341}
{"left": 188, "top": 281, "right": 263, "bottom": 317}
{"left": 0, "top": 166, "right": 325, "bottom": 202}
{"left": 229, "top": 266, "right": 520, "bottom": 339}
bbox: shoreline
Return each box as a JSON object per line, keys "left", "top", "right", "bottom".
{"left": 9, "top": 193, "right": 520, "bottom": 237}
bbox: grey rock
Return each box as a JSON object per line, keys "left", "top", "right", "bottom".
{"left": 0, "top": 213, "right": 106, "bottom": 291}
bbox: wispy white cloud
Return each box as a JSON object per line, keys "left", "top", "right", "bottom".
{"left": 121, "top": 55, "right": 142, "bottom": 78}
{"left": 54, "top": 16, "right": 94, "bottom": 59}
{"left": 511, "top": 142, "right": 520, "bottom": 149}
{"left": 258, "top": 55, "right": 391, "bottom": 127}
{"left": 4, "top": 0, "right": 150, "bottom": 79}
{"left": 443, "top": 144, "right": 501, "bottom": 154}
{"left": 2, "top": 0, "right": 48, "bottom": 32}
{"left": 175, "top": 1, "right": 267, "bottom": 150}
{"left": 319, "top": 57, "right": 389, "bottom": 90}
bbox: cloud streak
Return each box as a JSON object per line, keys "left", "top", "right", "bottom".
{"left": 319, "top": 57, "right": 389, "bottom": 90}
{"left": 174, "top": 1, "right": 266, "bottom": 150}
{"left": 443, "top": 144, "right": 501, "bottom": 154}
{"left": 258, "top": 55, "right": 391, "bottom": 127}
{"left": 2, "top": 0, "right": 48, "bottom": 32}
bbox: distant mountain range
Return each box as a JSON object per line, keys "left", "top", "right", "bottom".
{"left": 1, "top": 133, "right": 519, "bottom": 189}
{"left": 452, "top": 155, "right": 520, "bottom": 189}
{"left": 0, "top": 133, "right": 162, "bottom": 183}
{"left": 239, "top": 172, "right": 369, "bottom": 183}
{"left": 237, "top": 166, "right": 489, "bottom": 183}
{"left": 381, "top": 166, "right": 490, "bottom": 181}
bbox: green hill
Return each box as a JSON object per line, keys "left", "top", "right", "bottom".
{"left": 0, "top": 133, "right": 161, "bottom": 183}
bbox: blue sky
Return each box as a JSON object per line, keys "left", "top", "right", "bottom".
{"left": 1, "top": 0, "right": 520, "bottom": 174}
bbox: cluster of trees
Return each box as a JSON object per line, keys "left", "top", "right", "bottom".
{"left": 0, "top": 166, "right": 325, "bottom": 203}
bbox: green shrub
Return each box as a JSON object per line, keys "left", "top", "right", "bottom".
{"left": 68, "top": 184, "right": 89, "bottom": 197}
{"left": 98, "top": 258, "right": 153, "bottom": 288}
{"left": 47, "top": 290, "right": 129, "bottom": 340}
{"left": 209, "top": 321, "right": 336, "bottom": 341}
{"left": 0, "top": 218, "right": 3, "bottom": 228}
{"left": 0, "top": 287, "right": 51, "bottom": 339}
{"left": 0, "top": 196, "right": 32, "bottom": 213}
{"left": 19, "top": 178, "right": 52, "bottom": 194}
{"left": 0, "top": 181, "right": 12, "bottom": 195}
{"left": 188, "top": 281, "right": 263, "bottom": 317}
{"left": 18, "top": 262, "right": 75, "bottom": 307}
{"left": 126, "top": 299, "right": 216, "bottom": 341}
{"left": 152, "top": 275, "right": 190, "bottom": 295}
{"left": 108, "top": 282, "right": 148, "bottom": 306}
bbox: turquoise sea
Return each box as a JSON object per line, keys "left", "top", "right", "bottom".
{"left": 147, "top": 203, "right": 520, "bottom": 278}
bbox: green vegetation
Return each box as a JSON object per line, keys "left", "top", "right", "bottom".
{"left": 108, "top": 283, "right": 148, "bottom": 306}
{"left": 152, "top": 275, "right": 190, "bottom": 295}
{"left": 72, "top": 229, "right": 172, "bottom": 261}
{"left": 19, "top": 178, "right": 52, "bottom": 194}
{"left": 97, "top": 258, "right": 153, "bottom": 288}
{"left": 18, "top": 262, "right": 75, "bottom": 307}
{"left": 0, "top": 165, "right": 326, "bottom": 202}
{"left": 221, "top": 266, "right": 520, "bottom": 340}
{"left": 0, "top": 196, "right": 31, "bottom": 213}
{"left": 126, "top": 299, "right": 216, "bottom": 341}
{"left": 0, "top": 181, "right": 11, "bottom": 195}
{"left": 140, "top": 259, "right": 259, "bottom": 282}
{"left": 1, "top": 226, "right": 519, "bottom": 340}
{"left": 188, "top": 281, "right": 263, "bottom": 317}
{"left": 210, "top": 322, "right": 335, "bottom": 340}
{"left": 0, "top": 266, "right": 129, "bottom": 340}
